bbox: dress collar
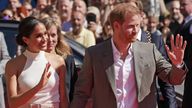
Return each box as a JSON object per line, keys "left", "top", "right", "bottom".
{"left": 23, "top": 50, "right": 45, "bottom": 61}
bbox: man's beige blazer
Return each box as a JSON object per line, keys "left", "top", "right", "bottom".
{"left": 70, "top": 39, "right": 187, "bottom": 108}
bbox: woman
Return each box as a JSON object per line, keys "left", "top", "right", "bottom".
{"left": 5, "top": 17, "right": 68, "bottom": 108}
{"left": 41, "top": 17, "right": 77, "bottom": 102}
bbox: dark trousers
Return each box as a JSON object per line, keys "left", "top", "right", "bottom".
{"left": 182, "top": 71, "right": 192, "bottom": 108}
{"left": 157, "top": 78, "right": 177, "bottom": 108}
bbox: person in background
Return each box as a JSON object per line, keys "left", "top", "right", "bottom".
{"left": 70, "top": 3, "right": 187, "bottom": 108}
{"left": 169, "top": 0, "right": 184, "bottom": 34}
{"left": 147, "top": 15, "right": 178, "bottom": 108}
{"left": 65, "top": 11, "right": 95, "bottom": 48}
{"left": 86, "top": 13, "right": 97, "bottom": 35}
{"left": 87, "top": 6, "right": 103, "bottom": 43}
{"left": 162, "top": 26, "right": 172, "bottom": 44}
{"left": 23, "top": 2, "right": 33, "bottom": 17}
{"left": 1, "top": 9, "right": 13, "bottom": 20}
{"left": 101, "top": 18, "right": 113, "bottom": 40}
{"left": 40, "top": 5, "right": 62, "bottom": 26}
{"left": 72, "top": 0, "right": 87, "bottom": 16}
{"left": 0, "top": 32, "right": 11, "bottom": 108}
{"left": 56, "top": 0, "right": 73, "bottom": 32}
{"left": 72, "top": 0, "right": 88, "bottom": 28}
{"left": 159, "top": 15, "right": 171, "bottom": 31}
{"left": 5, "top": 17, "right": 68, "bottom": 108}
{"left": 36, "top": 0, "right": 48, "bottom": 12}
{"left": 16, "top": 6, "right": 30, "bottom": 20}
{"left": 41, "top": 17, "right": 78, "bottom": 102}
{"left": 178, "top": 0, "right": 192, "bottom": 107}
{"left": 8, "top": 0, "right": 21, "bottom": 21}
{"left": 100, "top": 0, "right": 116, "bottom": 26}
{"left": 140, "top": 11, "right": 148, "bottom": 32}
{"left": 30, "top": 0, "right": 48, "bottom": 19}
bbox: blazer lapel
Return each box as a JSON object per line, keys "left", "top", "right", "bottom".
{"left": 133, "top": 42, "right": 153, "bottom": 102}
{"left": 133, "top": 42, "right": 148, "bottom": 102}
{"left": 102, "top": 39, "right": 116, "bottom": 94}
{"left": 106, "top": 65, "right": 116, "bottom": 94}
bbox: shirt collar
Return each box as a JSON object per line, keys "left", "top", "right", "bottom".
{"left": 137, "top": 28, "right": 142, "bottom": 41}
{"left": 184, "top": 15, "right": 192, "bottom": 25}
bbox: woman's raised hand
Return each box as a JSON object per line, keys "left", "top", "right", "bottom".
{"left": 37, "top": 62, "right": 51, "bottom": 88}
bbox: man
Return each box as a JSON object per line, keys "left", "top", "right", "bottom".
{"left": 57, "top": 0, "right": 73, "bottom": 32}
{"left": 72, "top": 0, "right": 88, "bottom": 28}
{"left": 178, "top": 0, "right": 192, "bottom": 107}
{"left": 36, "top": 0, "right": 48, "bottom": 12}
{"left": 72, "top": 0, "right": 87, "bottom": 15}
{"left": 70, "top": 3, "right": 187, "bottom": 108}
{"left": 0, "top": 32, "right": 11, "bottom": 108}
{"left": 126, "top": 2, "right": 177, "bottom": 108}
{"left": 169, "top": 0, "right": 184, "bottom": 34}
{"left": 147, "top": 15, "right": 177, "bottom": 108}
{"left": 65, "top": 11, "right": 95, "bottom": 48}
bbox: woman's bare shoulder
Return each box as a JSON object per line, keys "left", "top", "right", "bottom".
{"left": 6, "top": 54, "right": 26, "bottom": 75}
{"left": 7, "top": 54, "right": 25, "bottom": 65}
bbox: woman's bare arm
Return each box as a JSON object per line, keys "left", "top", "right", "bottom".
{"left": 5, "top": 60, "right": 51, "bottom": 108}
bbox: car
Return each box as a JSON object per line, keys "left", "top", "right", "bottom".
{"left": 0, "top": 19, "right": 85, "bottom": 69}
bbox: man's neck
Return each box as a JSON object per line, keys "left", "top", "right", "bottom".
{"left": 73, "top": 27, "right": 83, "bottom": 35}
{"left": 62, "top": 17, "right": 71, "bottom": 23}
{"left": 150, "top": 28, "right": 157, "bottom": 34}
{"left": 175, "top": 15, "right": 184, "bottom": 24}
{"left": 178, "top": 15, "right": 184, "bottom": 24}
{"left": 113, "top": 38, "right": 131, "bottom": 56}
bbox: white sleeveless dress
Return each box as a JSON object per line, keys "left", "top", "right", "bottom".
{"left": 18, "top": 50, "right": 60, "bottom": 108}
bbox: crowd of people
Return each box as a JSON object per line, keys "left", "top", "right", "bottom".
{"left": 0, "top": 0, "right": 192, "bottom": 108}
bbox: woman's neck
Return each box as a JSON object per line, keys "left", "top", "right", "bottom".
{"left": 26, "top": 48, "right": 40, "bottom": 53}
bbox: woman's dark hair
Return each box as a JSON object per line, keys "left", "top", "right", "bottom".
{"left": 16, "top": 17, "right": 42, "bottom": 46}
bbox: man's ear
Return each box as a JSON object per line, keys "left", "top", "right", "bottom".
{"left": 113, "top": 21, "right": 120, "bottom": 30}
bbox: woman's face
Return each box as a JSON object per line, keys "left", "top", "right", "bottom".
{"left": 23, "top": 23, "right": 48, "bottom": 52}
{"left": 46, "top": 25, "right": 58, "bottom": 52}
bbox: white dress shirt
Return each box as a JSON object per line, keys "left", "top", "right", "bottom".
{"left": 111, "top": 39, "right": 138, "bottom": 108}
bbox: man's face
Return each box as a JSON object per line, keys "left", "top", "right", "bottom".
{"left": 37, "top": 0, "right": 47, "bottom": 11}
{"left": 72, "top": 0, "right": 86, "bottom": 14}
{"left": 58, "top": 0, "right": 72, "bottom": 20}
{"left": 148, "top": 17, "right": 159, "bottom": 33}
{"left": 171, "top": 1, "right": 182, "bottom": 20}
{"left": 114, "top": 14, "right": 141, "bottom": 43}
{"left": 71, "top": 12, "right": 84, "bottom": 35}
{"left": 180, "top": 0, "right": 192, "bottom": 17}
{"left": 9, "top": 0, "right": 20, "bottom": 11}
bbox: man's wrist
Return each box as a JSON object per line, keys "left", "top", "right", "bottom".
{"left": 176, "top": 62, "right": 184, "bottom": 68}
